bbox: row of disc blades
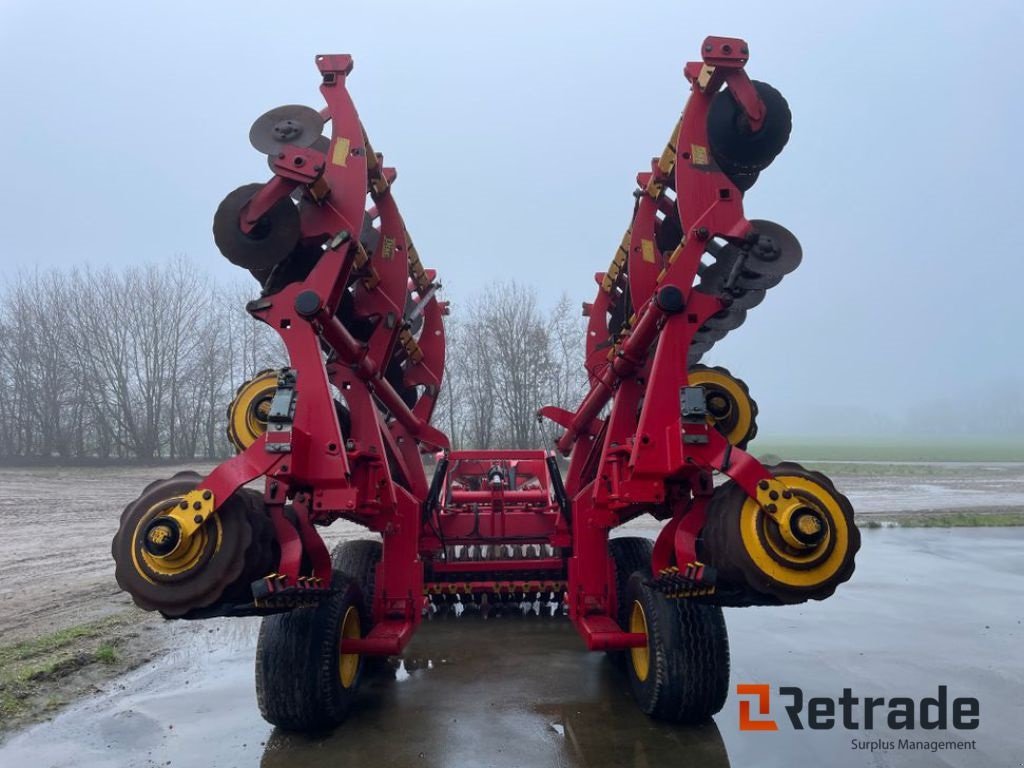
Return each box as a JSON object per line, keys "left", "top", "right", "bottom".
{"left": 688, "top": 219, "right": 802, "bottom": 365}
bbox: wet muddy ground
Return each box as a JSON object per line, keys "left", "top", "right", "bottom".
{"left": 0, "top": 463, "right": 1022, "bottom": 766}
{"left": 2, "top": 461, "right": 1022, "bottom": 644}
{"left": 1, "top": 527, "right": 1021, "bottom": 768}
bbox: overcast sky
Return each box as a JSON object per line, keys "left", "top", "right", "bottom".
{"left": 2, "top": 1, "right": 1022, "bottom": 438}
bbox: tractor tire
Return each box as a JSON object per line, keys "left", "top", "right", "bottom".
{"left": 624, "top": 571, "right": 730, "bottom": 723}
{"left": 607, "top": 537, "right": 654, "bottom": 665}
{"left": 255, "top": 573, "right": 367, "bottom": 731}
{"left": 331, "top": 539, "right": 382, "bottom": 626}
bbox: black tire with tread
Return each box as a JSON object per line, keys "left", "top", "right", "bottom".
{"left": 607, "top": 537, "right": 655, "bottom": 665}
{"left": 255, "top": 572, "right": 366, "bottom": 731}
{"left": 330, "top": 539, "right": 382, "bottom": 626}
{"left": 707, "top": 80, "right": 792, "bottom": 173}
{"left": 625, "top": 572, "right": 730, "bottom": 723}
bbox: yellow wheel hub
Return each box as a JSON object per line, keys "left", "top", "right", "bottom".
{"left": 629, "top": 600, "right": 650, "bottom": 682}
{"left": 738, "top": 474, "right": 850, "bottom": 590}
{"left": 226, "top": 370, "right": 278, "bottom": 453}
{"left": 339, "top": 606, "right": 362, "bottom": 689}
{"left": 688, "top": 366, "right": 755, "bottom": 447}
{"left": 131, "top": 497, "right": 220, "bottom": 581}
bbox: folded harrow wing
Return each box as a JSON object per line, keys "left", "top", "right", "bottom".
{"left": 112, "top": 38, "right": 859, "bottom": 731}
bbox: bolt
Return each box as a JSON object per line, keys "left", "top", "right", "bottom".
{"left": 758, "top": 480, "right": 770, "bottom": 491}
{"left": 766, "top": 503, "right": 777, "bottom": 513}
{"left": 769, "top": 490, "right": 779, "bottom": 500}
{"left": 180, "top": 501, "right": 189, "bottom": 509}
{"left": 782, "top": 490, "right": 793, "bottom": 499}
{"left": 704, "top": 44, "right": 713, "bottom": 52}
{"left": 202, "top": 490, "right": 212, "bottom": 500}
{"left": 696, "top": 227, "right": 710, "bottom": 241}
{"left": 722, "top": 44, "right": 732, "bottom": 54}
{"left": 193, "top": 514, "right": 203, "bottom": 524}
{"left": 193, "top": 501, "right": 202, "bottom": 510}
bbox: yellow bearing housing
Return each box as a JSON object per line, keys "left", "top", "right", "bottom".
{"left": 131, "top": 495, "right": 222, "bottom": 581}
{"left": 226, "top": 370, "right": 278, "bottom": 453}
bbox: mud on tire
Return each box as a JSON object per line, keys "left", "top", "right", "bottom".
{"left": 255, "top": 572, "right": 366, "bottom": 731}
{"left": 624, "top": 572, "right": 730, "bottom": 723}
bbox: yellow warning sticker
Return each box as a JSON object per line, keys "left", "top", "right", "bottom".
{"left": 381, "top": 236, "right": 396, "bottom": 261}
{"left": 641, "top": 239, "right": 656, "bottom": 263}
{"left": 690, "top": 144, "right": 709, "bottom": 166}
{"left": 331, "top": 137, "right": 351, "bottom": 166}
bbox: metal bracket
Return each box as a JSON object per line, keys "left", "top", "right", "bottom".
{"left": 265, "top": 369, "right": 298, "bottom": 454}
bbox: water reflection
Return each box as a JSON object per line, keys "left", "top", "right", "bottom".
{"left": 260, "top": 613, "right": 730, "bottom": 768}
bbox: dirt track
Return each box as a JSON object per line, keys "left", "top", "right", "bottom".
{"left": 0, "top": 465, "right": 372, "bottom": 646}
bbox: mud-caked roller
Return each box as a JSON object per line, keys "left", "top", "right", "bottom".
{"left": 112, "top": 38, "right": 859, "bottom": 730}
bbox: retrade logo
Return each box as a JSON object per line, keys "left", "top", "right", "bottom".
{"left": 737, "top": 684, "right": 778, "bottom": 731}
{"left": 736, "top": 684, "right": 979, "bottom": 732}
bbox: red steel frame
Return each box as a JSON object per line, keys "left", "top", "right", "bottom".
{"left": 188, "top": 36, "right": 780, "bottom": 658}
{"left": 540, "top": 36, "right": 780, "bottom": 650}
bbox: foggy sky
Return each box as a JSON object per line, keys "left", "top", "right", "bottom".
{"left": 2, "top": 0, "right": 1022, "bottom": 439}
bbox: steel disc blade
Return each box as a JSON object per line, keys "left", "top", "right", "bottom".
{"left": 213, "top": 183, "right": 301, "bottom": 271}
{"left": 696, "top": 269, "right": 767, "bottom": 309}
{"left": 695, "top": 262, "right": 732, "bottom": 295}
{"left": 267, "top": 134, "right": 331, "bottom": 172}
{"left": 249, "top": 105, "right": 325, "bottom": 155}
{"left": 694, "top": 325, "right": 729, "bottom": 343}
{"left": 698, "top": 261, "right": 781, "bottom": 293}
{"left": 688, "top": 341, "right": 713, "bottom": 367}
{"left": 733, "top": 269, "right": 783, "bottom": 290}
{"left": 702, "top": 307, "right": 747, "bottom": 331}
{"left": 311, "top": 134, "right": 331, "bottom": 153}
{"left": 727, "top": 287, "right": 766, "bottom": 310}
{"left": 744, "top": 219, "right": 802, "bottom": 277}
{"left": 688, "top": 348, "right": 709, "bottom": 366}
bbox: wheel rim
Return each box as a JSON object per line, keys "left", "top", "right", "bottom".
{"left": 688, "top": 366, "right": 755, "bottom": 447}
{"left": 131, "top": 496, "right": 219, "bottom": 581}
{"left": 226, "top": 370, "right": 278, "bottom": 453}
{"left": 738, "top": 475, "right": 850, "bottom": 589}
{"left": 629, "top": 600, "right": 650, "bottom": 682}
{"left": 338, "top": 606, "right": 362, "bottom": 689}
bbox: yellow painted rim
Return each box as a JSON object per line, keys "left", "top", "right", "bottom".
{"left": 339, "top": 606, "right": 362, "bottom": 689}
{"left": 227, "top": 372, "right": 277, "bottom": 452}
{"left": 629, "top": 600, "right": 650, "bottom": 682}
{"left": 688, "top": 369, "right": 752, "bottom": 446}
{"left": 738, "top": 475, "right": 849, "bottom": 588}
{"left": 131, "top": 497, "right": 219, "bottom": 580}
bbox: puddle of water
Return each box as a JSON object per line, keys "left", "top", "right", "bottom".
{"left": 2, "top": 530, "right": 1023, "bottom": 768}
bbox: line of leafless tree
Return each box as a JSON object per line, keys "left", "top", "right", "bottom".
{"left": 0, "top": 258, "right": 587, "bottom": 462}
